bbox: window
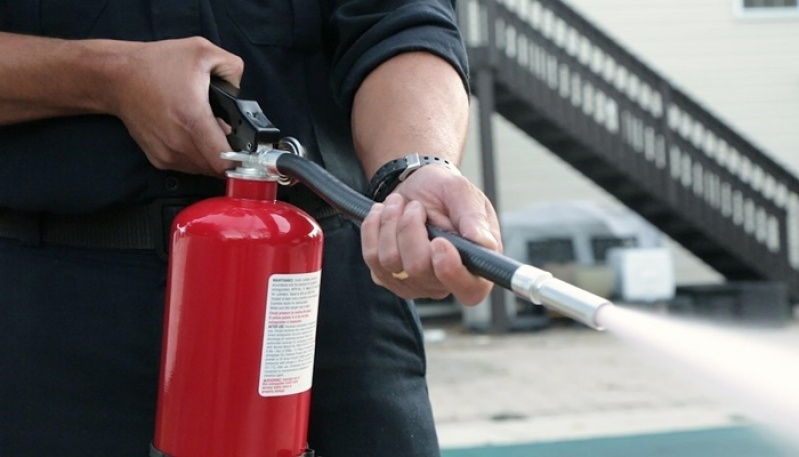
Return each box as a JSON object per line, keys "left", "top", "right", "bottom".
{"left": 526, "top": 238, "right": 575, "bottom": 266}
{"left": 591, "top": 236, "right": 637, "bottom": 263}
{"left": 735, "top": 0, "right": 799, "bottom": 18}
{"left": 744, "top": 0, "right": 797, "bottom": 6}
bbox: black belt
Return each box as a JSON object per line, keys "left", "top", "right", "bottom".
{"left": 0, "top": 197, "right": 338, "bottom": 260}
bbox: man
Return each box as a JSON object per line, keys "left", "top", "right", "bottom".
{"left": 0, "top": 1, "right": 501, "bottom": 456}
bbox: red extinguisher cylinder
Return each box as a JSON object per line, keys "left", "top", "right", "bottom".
{"left": 153, "top": 176, "right": 324, "bottom": 456}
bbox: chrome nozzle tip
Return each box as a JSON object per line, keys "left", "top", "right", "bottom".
{"left": 511, "top": 265, "right": 611, "bottom": 330}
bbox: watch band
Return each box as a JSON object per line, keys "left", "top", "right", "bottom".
{"left": 367, "top": 153, "right": 458, "bottom": 202}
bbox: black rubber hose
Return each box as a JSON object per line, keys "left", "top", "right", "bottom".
{"left": 275, "top": 153, "right": 522, "bottom": 290}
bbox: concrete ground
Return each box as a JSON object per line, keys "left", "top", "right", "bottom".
{"left": 422, "top": 313, "right": 799, "bottom": 452}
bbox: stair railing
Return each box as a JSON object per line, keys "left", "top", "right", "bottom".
{"left": 458, "top": 0, "right": 799, "bottom": 297}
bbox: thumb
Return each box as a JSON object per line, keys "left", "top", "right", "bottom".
{"left": 203, "top": 53, "right": 244, "bottom": 174}
{"left": 194, "top": 102, "right": 235, "bottom": 175}
{"left": 457, "top": 213, "right": 501, "bottom": 252}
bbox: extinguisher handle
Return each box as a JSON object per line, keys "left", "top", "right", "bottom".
{"left": 209, "top": 77, "right": 282, "bottom": 152}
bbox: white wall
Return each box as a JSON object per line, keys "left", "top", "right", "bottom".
{"left": 562, "top": 0, "right": 799, "bottom": 174}
{"left": 459, "top": 0, "right": 799, "bottom": 285}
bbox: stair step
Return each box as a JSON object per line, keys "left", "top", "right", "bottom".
{"left": 473, "top": 40, "right": 798, "bottom": 299}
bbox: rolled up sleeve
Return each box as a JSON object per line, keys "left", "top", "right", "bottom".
{"left": 327, "top": 0, "right": 469, "bottom": 111}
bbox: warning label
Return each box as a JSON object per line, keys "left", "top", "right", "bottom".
{"left": 258, "top": 271, "right": 321, "bottom": 397}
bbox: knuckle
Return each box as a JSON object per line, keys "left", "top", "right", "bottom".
{"left": 188, "top": 35, "right": 211, "bottom": 49}
{"left": 212, "top": 162, "right": 230, "bottom": 176}
{"left": 370, "top": 271, "right": 385, "bottom": 287}
{"left": 361, "top": 210, "right": 378, "bottom": 230}
{"left": 150, "top": 158, "right": 170, "bottom": 171}
{"left": 428, "top": 290, "right": 450, "bottom": 301}
{"left": 397, "top": 207, "right": 422, "bottom": 232}
{"left": 446, "top": 173, "right": 472, "bottom": 192}
{"left": 403, "top": 257, "right": 428, "bottom": 277}
{"left": 459, "top": 282, "right": 492, "bottom": 307}
{"left": 362, "top": 244, "right": 379, "bottom": 266}
{"left": 232, "top": 56, "right": 245, "bottom": 72}
{"left": 377, "top": 246, "right": 401, "bottom": 269}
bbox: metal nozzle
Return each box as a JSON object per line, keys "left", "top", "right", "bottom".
{"left": 510, "top": 265, "right": 611, "bottom": 330}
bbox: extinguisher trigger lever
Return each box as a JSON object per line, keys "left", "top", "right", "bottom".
{"left": 209, "top": 77, "right": 308, "bottom": 186}
{"left": 209, "top": 76, "right": 282, "bottom": 152}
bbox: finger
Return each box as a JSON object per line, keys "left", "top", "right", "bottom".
{"left": 364, "top": 203, "right": 415, "bottom": 298}
{"left": 192, "top": 109, "right": 234, "bottom": 175}
{"left": 361, "top": 203, "right": 385, "bottom": 283}
{"left": 209, "top": 52, "right": 245, "bottom": 88}
{"left": 216, "top": 118, "right": 233, "bottom": 135}
{"left": 484, "top": 199, "right": 503, "bottom": 253}
{"left": 431, "top": 237, "right": 494, "bottom": 306}
{"left": 397, "top": 201, "right": 471, "bottom": 299}
{"left": 197, "top": 49, "right": 244, "bottom": 175}
{"left": 397, "top": 201, "right": 445, "bottom": 295}
{"left": 377, "top": 193, "right": 406, "bottom": 275}
{"left": 457, "top": 210, "right": 501, "bottom": 253}
{"left": 193, "top": 117, "right": 233, "bottom": 176}
{"left": 396, "top": 200, "right": 430, "bottom": 273}
{"left": 442, "top": 182, "right": 501, "bottom": 253}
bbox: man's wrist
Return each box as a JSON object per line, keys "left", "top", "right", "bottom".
{"left": 367, "top": 152, "right": 460, "bottom": 202}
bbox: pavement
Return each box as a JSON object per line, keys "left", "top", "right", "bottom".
{"left": 421, "top": 311, "right": 799, "bottom": 454}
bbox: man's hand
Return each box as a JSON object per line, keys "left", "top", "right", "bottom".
{"left": 108, "top": 37, "right": 244, "bottom": 176}
{"left": 361, "top": 165, "right": 502, "bottom": 306}
{"left": 0, "top": 33, "right": 243, "bottom": 176}
{"left": 352, "top": 51, "right": 501, "bottom": 306}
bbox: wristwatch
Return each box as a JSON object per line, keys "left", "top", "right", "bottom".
{"left": 367, "top": 153, "right": 459, "bottom": 202}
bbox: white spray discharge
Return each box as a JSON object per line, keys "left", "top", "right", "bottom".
{"left": 596, "top": 305, "right": 799, "bottom": 448}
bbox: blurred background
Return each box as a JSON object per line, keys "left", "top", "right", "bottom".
{"left": 421, "top": 0, "right": 799, "bottom": 455}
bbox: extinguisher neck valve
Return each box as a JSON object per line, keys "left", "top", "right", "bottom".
{"left": 221, "top": 150, "right": 283, "bottom": 182}
{"left": 221, "top": 137, "right": 305, "bottom": 186}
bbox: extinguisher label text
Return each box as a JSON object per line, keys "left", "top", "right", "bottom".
{"left": 259, "top": 271, "right": 322, "bottom": 397}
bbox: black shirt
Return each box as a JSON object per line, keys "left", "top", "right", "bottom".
{"left": 0, "top": 0, "right": 468, "bottom": 213}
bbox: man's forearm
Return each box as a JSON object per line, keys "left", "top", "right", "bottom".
{"left": 351, "top": 52, "right": 469, "bottom": 180}
{"left": 0, "top": 32, "right": 129, "bottom": 124}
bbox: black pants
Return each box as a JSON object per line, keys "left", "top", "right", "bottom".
{"left": 0, "top": 216, "right": 439, "bottom": 456}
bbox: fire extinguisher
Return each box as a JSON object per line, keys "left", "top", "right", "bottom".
{"left": 150, "top": 79, "right": 612, "bottom": 457}
{"left": 150, "top": 81, "right": 321, "bottom": 457}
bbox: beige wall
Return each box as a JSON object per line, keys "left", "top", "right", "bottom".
{"left": 562, "top": 0, "right": 799, "bottom": 173}
{"left": 458, "top": 0, "right": 799, "bottom": 285}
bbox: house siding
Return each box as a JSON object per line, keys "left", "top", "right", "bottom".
{"left": 562, "top": 0, "right": 799, "bottom": 172}
{"left": 460, "top": 0, "right": 799, "bottom": 284}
